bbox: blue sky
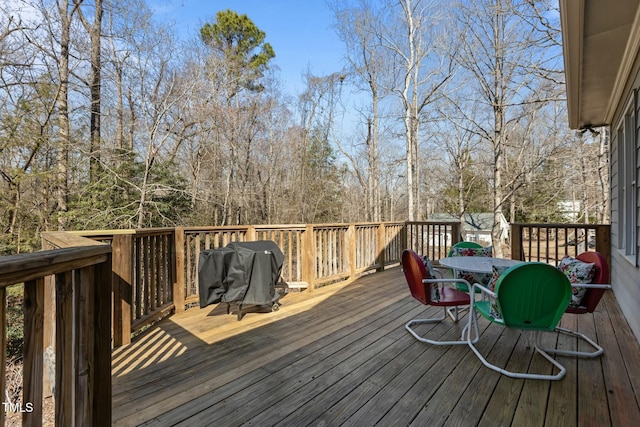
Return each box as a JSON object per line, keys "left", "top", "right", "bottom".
{"left": 152, "top": 0, "right": 346, "bottom": 95}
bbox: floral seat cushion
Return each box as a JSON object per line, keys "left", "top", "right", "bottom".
{"left": 451, "top": 246, "right": 493, "bottom": 285}
{"left": 557, "top": 255, "right": 595, "bottom": 307}
{"left": 450, "top": 246, "right": 493, "bottom": 258}
{"left": 488, "top": 264, "right": 509, "bottom": 320}
{"left": 421, "top": 255, "right": 440, "bottom": 302}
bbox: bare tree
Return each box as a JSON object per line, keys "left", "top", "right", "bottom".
{"left": 75, "top": 0, "right": 102, "bottom": 183}
{"left": 331, "top": 0, "right": 391, "bottom": 221}
{"left": 433, "top": 97, "right": 485, "bottom": 233}
{"left": 124, "top": 24, "right": 193, "bottom": 227}
{"left": 54, "top": 0, "right": 81, "bottom": 230}
{"left": 296, "top": 70, "right": 345, "bottom": 222}
{"left": 381, "top": 0, "right": 453, "bottom": 221}
{"left": 0, "top": 6, "right": 31, "bottom": 90}
{"left": 452, "top": 0, "right": 564, "bottom": 256}
{"left": 595, "top": 128, "right": 610, "bottom": 223}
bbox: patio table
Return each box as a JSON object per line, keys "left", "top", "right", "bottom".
{"left": 439, "top": 256, "right": 524, "bottom": 286}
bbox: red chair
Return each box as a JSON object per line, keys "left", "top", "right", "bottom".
{"left": 567, "top": 251, "right": 610, "bottom": 314}
{"left": 545, "top": 251, "right": 611, "bottom": 357}
{"left": 402, "top": 249, "right": 478, "bottom": 346}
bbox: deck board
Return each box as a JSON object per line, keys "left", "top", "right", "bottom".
{"left": 112, "top": 267, "right": 640, "bottom": 426}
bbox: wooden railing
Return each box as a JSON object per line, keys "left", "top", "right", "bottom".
{"left": 511, "top": 223, "right": 611, "bottom": 266}
{"left": 43, "top": 222, "right": 412, "bottom": 347}
{"left": 0, "top": 219, "right": 611, "bottom": 425}
{"left": 1, "top": 234, "right": 111, "bottom": 426}
{"left": 176, "top": 222, "right": 407, "bottom": 308}
{"left": 405, "top": 221, "right": 461, "bottom": 263}
{"left": 45, "top": 229, "right": 176, "bottom": 347}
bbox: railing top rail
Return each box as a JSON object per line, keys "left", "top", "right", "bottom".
{"left": 512, "top": 222, "right": 610, "bottom": 228}
{"left": 353, "top": 221, "right": 405, "bottom": 226}
{"left": 311, "top": 222, "right": 402, "bottom": 228}
{"left": 54, "top": 222, "right": 410, "bottom": 240}
{"left": 0, "top": 244, "right": 111, "bottom": 288}
{"left": 312, "top": 224, "right": 353, "bottom": 229}
{"left": 69, "top": 228, "right": 176, "bottom": 237}
{"left": 253, "top": 224, "right": 307, "bottom": 230}
{"left": 352, "top": 222, "right": 403, "bottom": 227}
{"left": 43, "top": 231, "right": 111, "bottom": 248}
{"left": 406, "top": 221, "right": 460, "bottom": 225}
{"left": 68, "top": 229, "right": 136, "bottom": 236}
{"left": 180, "top": 225, "right": 253, "bottom": 232}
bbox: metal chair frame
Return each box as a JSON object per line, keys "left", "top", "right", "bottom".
{"left": 402, "top": 249, "right": 479, "bottom": 346}
{"left": 544, "top": 251, "right": 611, "bottom": 358}
{"left": 466, "top": 263, "right": 572, "bottom": 381}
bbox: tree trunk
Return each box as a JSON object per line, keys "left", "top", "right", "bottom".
{"left": 56, "top": 0, "right": 74, "bottom": 231}
{"left": 597, "top": 128, "right": 610, "bottom": 223}
{"left": 78, "top": 0, "right": 102, "bottom": 182}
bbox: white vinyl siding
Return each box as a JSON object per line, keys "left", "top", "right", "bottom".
{"left": 616, "top": 94, "right": 638, "bottom": 261}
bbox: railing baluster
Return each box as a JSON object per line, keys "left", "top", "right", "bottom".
{"left": 56, "top": 271, "right": 73, "bottom": 426}
{"left": 150, "top": 235, "right": 157, "bottom": 312}
{"left": 144, "top": 236, "right": 151, "bottom": 316}
{"left": 135, "top": 238, "right": 143, "bottom": 320}
{"left": 23, "top": 278, "right": 44, "bottom": 427}
{"left": 185, "top": 234, "right": 192, "bottom": 302}
{"left": 554, "top": 227, "right": 560, "bottom": 264}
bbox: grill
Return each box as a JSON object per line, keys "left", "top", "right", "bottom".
{"left": 198, "top": 240, "right": 284, "bottom": 320}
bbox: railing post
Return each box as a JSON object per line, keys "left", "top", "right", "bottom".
{"left": 511, "top": 224, "right": 524, "bottom": 261}
{"left": 377, "top": 223, "right": 386, "bottom": 271}
{"left": 347, "top": 224, "right": 356, "bottom": 281}
{"left": 174, "top": 227, "right": 186, "bottom": 313}
{"left": 74, "top": 260, "right": 112, "bottom": 425}
{"left": 93, "top": 256, "right": 112, "bottom": 425}
{"left": 595, "top": 224, "right": 611, "bottom": 267}
{"left": 301, "top": 225, "right": 315, "bottom": 291}
{"left": 451, "top": 221, "right": 461, "bottom": 248}
{"left": 403, "top": 222, "right": 409, "bottom": 250}
{"left": 246, "top": 225, "right": 256, "bottom": 241}
{"left": 112, "top": 234, "right": 132, "bottom": 347}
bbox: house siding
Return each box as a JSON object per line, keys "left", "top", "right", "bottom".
{"left": 610, "top": 60, "right": 640, "bottom": 344}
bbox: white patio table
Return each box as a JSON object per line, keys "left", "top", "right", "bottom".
{"left": 438, "top": 256, "right": 524, "bottom": 275}
{"left": 438, "top": 256, "right": 525, "bottom": 286}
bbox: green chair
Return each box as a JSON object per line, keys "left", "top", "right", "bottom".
{"left": 466, "top": 262, "right": 572, "bottom": 380}
{"left": 447, "top": 241, "right": 483, "bottom": 256}
{"left": 447, "top": 241, "right": 484, "bottom": 293}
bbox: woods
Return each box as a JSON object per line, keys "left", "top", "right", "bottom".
{"left": 0, "top": 0, "right": 608, "bottom": 255}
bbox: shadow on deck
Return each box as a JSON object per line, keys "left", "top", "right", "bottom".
{"left": 112, "top": 267, "right": 640, "bottom": 426}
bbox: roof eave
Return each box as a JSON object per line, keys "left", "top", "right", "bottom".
{"left": 560, "top": 0, "right": 640, "bottom": 129}
{"left": 560, "top": 0, "right": 584, "bottom": 129}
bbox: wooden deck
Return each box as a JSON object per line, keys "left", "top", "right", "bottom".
{"left": 112, "top": 267, "right": 640, "bottom": 426}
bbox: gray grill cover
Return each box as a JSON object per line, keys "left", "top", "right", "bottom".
{"left": 198, "top": 240, "right": 284, "bottom": 308}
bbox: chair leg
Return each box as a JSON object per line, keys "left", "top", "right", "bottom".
{"left": 446, "top": 306, "right": 459, "bottom": 322}
{"left": 466, "top": 307, "right": 566, "bottom": 380}
{"left": 468, "top": 330, "right": 566, "bottom": 380}
{"left": 461, "top": 313, "right": 480, "bottom": 344}
{"left": 405, "top": 307, "right": 468, "bottom": 346}
{"left": 542, "top": 326, "right": 604, "bottom": 358}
